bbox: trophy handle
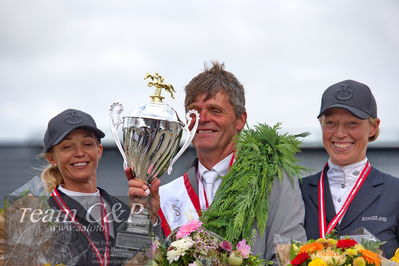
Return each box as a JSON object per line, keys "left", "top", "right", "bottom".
{"left": 167, "top": 109, "right": 200, "bottom": 175}
{"left": 110, "top": 102, "right": 128, "bottom": 169}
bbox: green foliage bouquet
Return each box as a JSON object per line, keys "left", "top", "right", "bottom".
{"left": 202, "top": 123, "right": 309, "bottom": 245}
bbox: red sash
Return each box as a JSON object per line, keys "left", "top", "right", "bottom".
{"left": 318, "top": 161, "right": 371, "bottom": 238}
{"left": 51, "top": 188, "right": 110, "bottom": 266}
{"left": 159, "top": 153, "right": 235, "bottom": 236}
{"left": 158, "top": 173, "right": 201, "bottom": 236}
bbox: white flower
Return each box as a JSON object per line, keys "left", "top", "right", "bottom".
{"left": 171, "top": 237, "right": 195, "bottom": 250}
{"left": 166, "top": 237, "right": 195, "bottom": 263}
{"left": 167, "top": 249, "right": 183, "bottom": 263}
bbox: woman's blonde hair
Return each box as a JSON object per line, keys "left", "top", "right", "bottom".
{"left": 40, "top": 160, "right": 64, "bottom": 192}
{"left": 368, "top": 117, "right": 380, "bottom": 142}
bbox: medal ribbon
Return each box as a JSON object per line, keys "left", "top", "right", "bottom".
{"left": 52, "top": 188, "right": 110, "bottom": 266}
{"left": 318, "top": 161, "right": 371, "bottom": 238}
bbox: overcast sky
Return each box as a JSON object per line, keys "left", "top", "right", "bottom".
{"left": 1, "top": 0, "right": 398, "bottom": 147}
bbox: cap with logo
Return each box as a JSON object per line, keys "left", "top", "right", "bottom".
{"left": 318, "top": 79, "right": 377, "bottom": 119}
{"left": 44, "top": 109, "right": 105, "bottom": 151}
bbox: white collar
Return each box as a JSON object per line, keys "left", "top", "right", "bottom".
{"left": 58, "top": 185, "right": 100, "bottom": 197}
{"left": 58, "top": 185, "right": 103, "bottom": 212}
{"left": 198, "top": 153, "right": 234, "bottom": 177}
{"left": 327, "top": 157, "right": 368, "bottom": 177}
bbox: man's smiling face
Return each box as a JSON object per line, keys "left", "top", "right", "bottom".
{"left": 187, "top": 91, "right": 246, "bottom": 158}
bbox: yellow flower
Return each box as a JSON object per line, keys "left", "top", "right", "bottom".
{"left": 311, "top": 248, "right": 346, "bottom": 265}
{"left": 390, "top": 248, "right": 399, "bottom": 263}
{"left": 309, "top": 257, "right": 328, "bottom": 266}
{"left": 327, "top": 239, "right": 337, "bottom": 247}
{"left": 292, "top": 243, "right": 300, "bottom": 253}
{"left": 316, "top": 238, "right": 337, "bottom": 248}
{"left": 353, "top": 257, "right": 366, "bottom": 266}
{"left": 345, "top": 248, "right": 358, "bottom": 257}
{"left": 354, "top": 244, "right": 364, "bottom": 251}
{"left": 359, "top": 249, "right": 381, "bottom": 266}
{"left": 316, "top": 238, "right": 328, "bottom": 245}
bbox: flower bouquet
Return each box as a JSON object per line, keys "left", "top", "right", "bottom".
{"left": 277, "top": 236, "right": 399, "bottom": 266}
{"left": 152, "top": 220, "right": 266, "bottom": 265}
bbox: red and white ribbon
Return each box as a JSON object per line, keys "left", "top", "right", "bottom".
{"left": 318, "top": 161, "right": 371, "bottom": 238}
{"left": 52, "top": 188, "right": 110, "bottom": 266}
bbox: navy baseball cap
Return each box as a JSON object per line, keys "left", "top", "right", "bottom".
{"left": 318, "top": 80, "right": 377, "bottom": 119}
{"left": 44, "top": 109, "right": 105, "bottom": 151}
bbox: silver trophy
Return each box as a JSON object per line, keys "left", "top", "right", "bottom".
{"left": 109, "top": 73, "right": 199, "bottom": 251}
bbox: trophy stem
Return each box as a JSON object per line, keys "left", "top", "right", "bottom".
{"left": 126, "top": 208, "right": 152, "bottom": 234}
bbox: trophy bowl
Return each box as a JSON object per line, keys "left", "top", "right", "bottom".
{"left": 123, "top": 114, "right": 183, "bottom": 183}
{"left": 109, "top": 73, "right": 199, "bottom": 251}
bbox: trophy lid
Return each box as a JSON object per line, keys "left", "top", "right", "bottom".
{"left": 128, "top": 101, "right": 181, "bottom": 122}
{"left": 125, "top": 73, "right": 182, "bottom": 123}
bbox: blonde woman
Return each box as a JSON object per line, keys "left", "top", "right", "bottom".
{"left": 41, "top": 109, "right": 161, "bottom": 265}
{"left": 300, "top": 80, "right": 399, "bottom": 259}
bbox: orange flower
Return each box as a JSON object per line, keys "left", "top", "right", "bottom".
{"left": 299, "top": 242, "right": 324, "bottom": 254}
{"left": 359, "top": 249, "right": 381, "bottom": 266}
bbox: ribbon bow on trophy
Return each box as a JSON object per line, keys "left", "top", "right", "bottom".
{"left": 109, "top": 73, "right": 199, "bottom": 251}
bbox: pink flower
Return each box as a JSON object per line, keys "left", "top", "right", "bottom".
{"left": 220, "top": 240, "right": 233, "bottom": 251}
{"left": 236, "top": 239, "right": 251, "bottom": 258}
{"left": 146, "top": 240, "right": 160, "bottom": 258}
{"left": 176, "top": 220, "right": 203, "bottom": 239}
{"left": 152, "top": 241, "right": 159, "bottom": 252}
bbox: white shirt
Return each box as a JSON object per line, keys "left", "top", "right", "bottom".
{"left": 327, "top": 157, "right": 368, "bottom": 220}
{"left": 198, "top": 153, "right": 233, "bottom": 208}
{"left": 58, "top": 186, "right": 114, "bottom": 237}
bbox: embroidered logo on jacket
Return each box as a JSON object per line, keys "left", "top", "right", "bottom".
{"left": 361, "top": 216, "right": 387, "bottom": 222}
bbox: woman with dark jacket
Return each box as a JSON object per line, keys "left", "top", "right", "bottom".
{"left": 300, "top": 80, "right": 399, "bottom": 259}
{"left": 41, "top": 109, "right": 160, "bottom": 265}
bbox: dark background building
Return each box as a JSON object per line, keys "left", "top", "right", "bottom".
{"left": 1, "top": 143, "right": 398, "bottom": 209}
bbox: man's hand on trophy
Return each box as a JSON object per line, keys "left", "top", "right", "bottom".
{"left": 126, "top": 168, "right": 161, "bottom": 224}
{"left": 124, "top": 167, "right": 135, "bottom": 180}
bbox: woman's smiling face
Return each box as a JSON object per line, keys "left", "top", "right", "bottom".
{"left": 46, "top": 129, "right": 103, "bottom": 191}
{"left": 321, "top": 108, "right": 378, "bottom": 166}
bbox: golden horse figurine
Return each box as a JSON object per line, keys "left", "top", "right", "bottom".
{"left": 144, "top": 73, "right": 176, "bottom": 102}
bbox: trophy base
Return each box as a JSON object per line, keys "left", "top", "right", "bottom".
{"left": 116, "top": 229, "right": 153, "bottom": 251}
{"left": 116, "top": 210, "right": 153, "bottom": 251}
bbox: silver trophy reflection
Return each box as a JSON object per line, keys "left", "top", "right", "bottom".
{"left": 109, "top": 73, "right": 199, "bottom": 251}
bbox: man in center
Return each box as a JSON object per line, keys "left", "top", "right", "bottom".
{"left": 130, "top": 62, "right": 306, "bottom": 261}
